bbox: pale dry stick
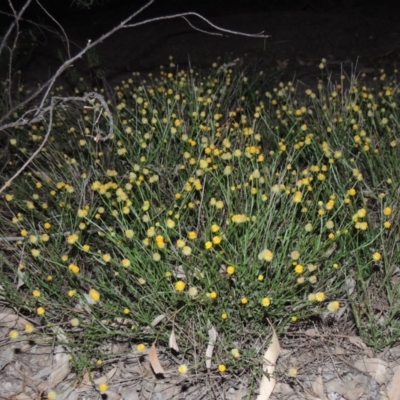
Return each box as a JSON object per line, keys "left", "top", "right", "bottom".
{"left": 0, "top": 0, "right": 33, "bottom": 57}
{"left": 0, "top": 0, "right": 270, "bottom": 128}
{"left": 4, "top": 0, "right": 30, "bottom": 109}
{"left": 36, "top": 0, "right": 71, "bottom": 59}
{"left": 0, "top": 0, "right": 271, "bottom": 194}
{"left": 0, "top": 10, "right": 81, "bottom": 52}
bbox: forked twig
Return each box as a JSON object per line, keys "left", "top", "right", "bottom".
{"left": 0, "top": 0, "right": 271, "bottom": 195}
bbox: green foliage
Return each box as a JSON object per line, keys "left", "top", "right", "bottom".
{"left": 1, "top": 60, "right": 399, "bottom": 383}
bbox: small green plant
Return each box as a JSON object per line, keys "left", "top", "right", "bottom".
{"left": 1, "top": 59, "right": 399, "bottom": 388}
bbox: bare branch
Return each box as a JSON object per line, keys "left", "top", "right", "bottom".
{"left": 36, "top": 0, "right": 71, "bottom": 59}
{"left": 0, "top": 0, "right": 33, "bottom": 57}
{"left": 124, "top": 12, "right": 270, "bottom": 38}
{"left": 0, "top": 92, "right": 113, "bottom": 194}
{"left": 0, "top": 0, "right": 271, "bottom": 195}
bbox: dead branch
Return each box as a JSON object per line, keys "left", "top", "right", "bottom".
{"left": 0, "top": 0, "right": 271, "bottom": 195}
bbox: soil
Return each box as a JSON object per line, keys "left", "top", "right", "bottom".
{"left": 1, "top": 1, "right": 400, "bottom": 399}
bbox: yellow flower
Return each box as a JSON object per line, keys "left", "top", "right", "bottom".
{"left": 155, "top": 235, "right": 165, "bottom": 249}
{"left": 215, "top": 200, "right": 224, "bottom": 209}
{"left": 182, "top": 246, "right": 192, "bottom": 256}
{"left": 98, "top": 383, "right": 108, "bottom": 393}
{"left": 125, "top": 229, "right": 134, "bottom": 238}
{"left": 211, "top": 224, "right": 220, "bottom": 232}
{"left": 327, "top": 301, "right": 340, "bottom": 312}
{"left": 20, "top": 229, "right": 28, "bottom": 237}
{"left": 315, "top": 292, "right": 325, "bottom": 302}
{"left": 226, "top": 266, "right": 235, "bottom": 275}
{"left": 67, "top": 233, "right": 79, "bottom": 245}
{"left": 166, "top": 219, "right": 176, "bottom": 228}
{"left": 175, "top": 281, "right": 186, "bottom": 292}
{"left": 137, "top": 343, "right": 146, "bottom": 351}
{"left": 188, "top": 287, "right": 198, "bottom": 297}
{"left": 77, "top": 209, "right": 88, "bottom": 218}
{"left": 89, "top": 288, "right": 100, "bottom": 302}
{"left": 290, "top": 250, "right": 300, "bottom": 260}
{"left": 231, "top": 348, "right": 240, "bottom": 358}
{"left": 261, "top": 297, "right": 271, "bottom": 307}
{"left": 241, "top": 297, "right": 248, "bottom": 305}
{"left": 29, "top": 235, "right": 38, "bottom": 244}
{"left": 47, "top": 391, "right": 57, "bottom": 400}
{"left": 102, "top": 253, "right": 111, "bottom": 262}
{"left": 124, "top": 308, "right": 130, "bottom": 314}
{"left": 9, "top": 330, "right": 19, "bottom": 339}
{"left": 68, "top": 264, "right": 80, "bottom": 274}
{"left": 205, "top": 241, "right": 213, "bottom": 249}
{"left": 178, "top": 364, "right": 188, "bottom": 374}
{"left": 294, "top": 265, "right": 304, "bottom": 274}
{"left": 221, "top": 313, "right": 228, "bottom": 319}
{"left": 357, "top": 208, "right": 367, "bottom": 218}
{"left": 372, "top": 252, "right": 381, "bottom": 261}
{"left": 146, "top": 227, "right": 155, "bottom": 237}
{"left": 293, "top": 191, "right": 302, "bottom": 203}
{"left": 176, "top": 239, "right": 186, "bottom": 248}
{"left": 121, "top": 259, "right": 131, "bottom": 267}
{"left": 68, "top": 290, "right": 76, "bottom": 297}
{"left": 37, "top": 307, "right": 45, "bottom": 315}
{"left": 231, "top": 214, "right": 247, "bottom": 223}
{"left": 347, "top": 188, "right": 356, "bottom": 196}
{"left": 288, "top": 368, "right": 297, "bottom": 377}
{"left": 212, "top": 236, "right": 222, "bottom": 245}
{"left": 209, "top": 291, "right": 217, "bottom": 299}
{"left": 258, "top": 274, "right": 264, "bottom": 281}
{"left": 188, "top": 231, "right": 197, "bottom": 240}
{"left": 70, "top": 318, "right": 80, "bottom": 327}
{"left": 305, "top": 223, "right": 313, "bottom": 232}
{"left": 218, "top": 364, "right": 226, "bottom": 373}
{"left": 258, "top": 249, "right": 273, "bottom": 262}
{"left": 31, "top": 248, "right": 40, "bottom": 257}
{"left": 32, "top": 290, "right": 41, "bottom": 297}
{"left": 25, "top": 324, "right": 34, "bottom": 333}
{"left": 383, "top": 207, "right": 392, "bottom": 216}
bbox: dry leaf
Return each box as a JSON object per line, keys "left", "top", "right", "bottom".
{"left": 305, "top": 328, "right": 319, "bottom": 337}
{"left": 312, "top": 376, "right": 327, "bottom": 400}
{"left": 169, "top": 327, "right": 179, "bottom": 352}
{"left": 347, "top": 336, "right": 373, "bottom": 357}
{"left": 151, "top": 314, "right": 166, "bottom": 327}
{"left": 149, "top": 343, "right": 165, "bottom": 374}
{"left": 94, "top": 366, "right": 117, "bottom": 384}
{"left": 324, "top": 242, "right": 337, "bottom": 258}
{"left": 206, "top": 323, "right": 218, "bottom": 369}
{"left": 354, "top": 357, "right": 388, "bottom": 384}
{"left": 17, "top": 268, "right": 25, "bottom": 289}
{"left": 38, "top": 346, "right": 70, "bottom": 390}
{"left": 13, "top": 394, "right": 32, "bottom": 400}
{"left": 388, "top": 365, "right": 400, "bottom": 400}
{"left": 0, "top": 347, "right": 14, "bottom": 371}
{"left": 54, "top": 385, "right": 78, "bottom": 400}
{"left": 256, "top": 325, "right": 281, "bottom": 400}
{"left": 325, "top": 378, "right": 365, "bottom": 400}
{"left": 0, "top": 313, "right": 30, "bottom": 329}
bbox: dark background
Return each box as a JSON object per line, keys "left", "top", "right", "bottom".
{"left": 1, "top": 0, "right": 400, "bottom": 90}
